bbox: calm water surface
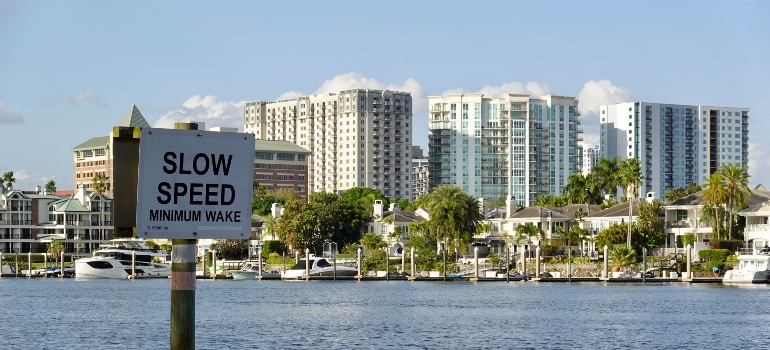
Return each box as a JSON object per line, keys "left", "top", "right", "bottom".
{"left": 1, "top": 278, "right": 768, "bottom": 349}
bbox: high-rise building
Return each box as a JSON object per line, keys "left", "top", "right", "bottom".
{"left": 243, "top": 89, "right": 414, "bottom": 199}
{"left": 411, "top": 157, "right": 429, "bottom": 201}
{"left": 600, "top": 102, "right": 749, "bottom": 197}
{"left": 428, "top": 93, "right": 582, "bottom": 207}
{"left": 581, "top": 144, "right": 600, "bottom": 176}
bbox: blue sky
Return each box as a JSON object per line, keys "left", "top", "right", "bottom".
{"left": 1, "top": 1, "right": 768, "bottom": 191}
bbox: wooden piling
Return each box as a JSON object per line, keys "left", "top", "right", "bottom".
{"left": 170, "top": 239, "right": 196, "bottom": 350}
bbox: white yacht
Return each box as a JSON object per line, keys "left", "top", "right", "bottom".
{"left": 281, "top": 255, "right": 358, "bottom": 279}
{"left": 230, "top": 262, "right": 280, "bottom": 279}
{"left": 723, "top": 239, "right": 770, "bottom": 284}
{"left": 75, "top": 239, "right": 171, "bottom": 279}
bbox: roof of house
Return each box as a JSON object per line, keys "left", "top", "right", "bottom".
{"left": 509, "top": 206, "right": 572, "bottom": 220}
{"left": 557, "top": 204, "right": 602, "bottom": 219}
{"left": 1, "top": 190, "right": 29, "bottom": 199}
{"left": 50, "top": 197, "right": 89, "bottom": 212}
{"left": 668, "top": 188, "right": 770, "bottom": 207}
{"left": 118, "top": 104, "right": 150, "bottom": 128}
{"left": 382, "top": 211, "right": 425, "bottom": 222}
{"left": 255, "top": 139, "right": 311, "bottom": 154}
{"left": 584, "top": 199, "right": 642, "bottom": 219}
{"left": 72, "top": 136, "right": 110, "bottom": 151}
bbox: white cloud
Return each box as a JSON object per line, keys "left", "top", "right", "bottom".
{"left": 749, "top": 143, "right": 770, "bottom": 188}
{"left": 55, "top": 90, "right": 108, "bottom": 108}
{"left": 154, "top": 95, "right": 246, "bottom": 131}
{"left": 440, "top": 80, "right": 553, "bottom": 99}
{"left": 13, "top": 169, "right": 30, "bottom": 181}
{"left": 577, "top": 80, "right": 635, "bottom": 118}
{"left": 0, "top": 102, "right": 24, "bottom": 125}
{"left": 276, "top": 71, "right": 429, "bottom": 116}
{"left": 276, "top": 90, "right": 304, "bottom": 101}
{"left": 580, "top": 133, "right": 600, "bottom": 147}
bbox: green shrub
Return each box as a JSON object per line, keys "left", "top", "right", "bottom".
{"left": 548, "top": 258, "right": 560, "bottom": 264}
{"left": 698, "top": 249, "right": 731, "bottom": 262}
{"left": 262, "top": 240, "right": 286, "bottom": 254}
{"left": 725, "top": 254, "right": 739, "bottom": 263}
{"left": 542, "top": 244, "right": 558, "bottom": 256}
{"left": 705, "top": 260, "right": 725, "bottom": 273}
{"left": 710, "top": 239, "right": 744, "bottom": 251}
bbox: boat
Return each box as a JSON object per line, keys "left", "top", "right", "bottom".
{"left": 281, "top": 255, "right": 358, "bottom": 279}
{"left": 230, "top": 262, "right": 280, "bottom": 279}
{"left": 722, "top": 239, "right": 770, "bottom": 284}
{"left": 1, "top": 265, "right": 14, "bottom": 275}
{"left": 75, "top": 239, "right": 171, "bottom": 279}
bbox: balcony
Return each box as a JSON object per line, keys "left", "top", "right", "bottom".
{"left": 666, "top": 221, "right": 691, "bottom": 228}
{"left": 747, "top": 224, "right": 769, "bottom": 232}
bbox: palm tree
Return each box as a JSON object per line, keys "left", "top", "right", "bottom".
{"left": 47, "top": 239, "right": 64, "bottom": 266}
{"left": 92, "top": 173, "right": 110, "bottom": 195}
{"left": 593, "top": 157, "right": 621, "bottom": 198}
{"left": 702, "top": 173, "right": 728, "bottom": 240}
{"left": 262, "top": 214, "right": 277, "bottom": 241}
{"left": 2, "top": 171, "right": 15, "bottom": 190}
{"left": 619, "top": 158, "right": 643, "bottom": 248}
{"left": 718, "top": 163, "right": 751, "bottom": 240}
{"left": 44, "top": 180, "right": 57, "bottom": 193}
{"left": 610, "top": 246, "right": 637, "bottom": 271}
{"left": 516, "top": 222, "right": 545, "bottom": 247}
{"left": 425, "top": 185, "right": 469, "bottom": 251}
{"left": 563, "top": 174, "right": 588, "bottom": 204}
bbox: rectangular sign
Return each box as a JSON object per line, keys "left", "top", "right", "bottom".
{"left": 136, "top": 128, "right": 255, "bottom": 239}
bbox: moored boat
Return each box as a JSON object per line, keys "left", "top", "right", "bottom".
{"left": 75, "top": 239, "right": 170, "bottom": 278}
{"left": 230, "top": 262, "right": 280, "bottom": 279}
{"left": 722, "top": 239, "right": 770, "bottom": 284}
{"left": 281, "top": 255, "right": 358, "bottom": 279}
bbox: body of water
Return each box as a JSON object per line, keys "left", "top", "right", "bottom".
{"left": 1, "top": 278, "right": 768, "bottom": 349}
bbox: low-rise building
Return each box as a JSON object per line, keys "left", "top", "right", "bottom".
{"left": 253, "top": 140, "right": 310, "bottom": 199}
{"left": 0, "top": 185, "right": 112, "bottom": 254}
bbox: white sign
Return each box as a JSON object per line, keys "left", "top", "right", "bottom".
{"left": 136, "top": 128, "right": 255, "bottom": 239}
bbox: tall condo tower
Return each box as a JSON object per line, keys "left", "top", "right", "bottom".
{"left": 244, "top": 89, "right": 414, "bottom": 199}
{"left": 428, "top": 93, "right": 582, "bottom": 207}
{"left": 600, "top": 102, "right": 749, "bottom": 198}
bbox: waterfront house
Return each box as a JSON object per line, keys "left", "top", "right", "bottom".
{"left": 485, "top": 195, "right": 600, "bottom": 255}
{"left": 664, "top": 185, "right": 770, "bottom": 252}
{"left": 1, "top": 185, "right": 112, "bottom": 254}
{"left": 367, "top": 200, "right": 427, "bottom": 255}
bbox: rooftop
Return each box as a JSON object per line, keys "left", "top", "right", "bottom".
{"left": 255, "top": 139, "right": 311, "bottom": 154}
{"left": 72, "top": 135, "right": 110, "bottom": 152}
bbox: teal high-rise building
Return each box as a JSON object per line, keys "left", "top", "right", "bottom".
{"left": 428, "top": 93, "right": 582, "bottom": 207}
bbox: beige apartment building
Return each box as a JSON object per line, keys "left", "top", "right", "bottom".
{"left": 244, "top": 89, "right": 414, "bottom": 200}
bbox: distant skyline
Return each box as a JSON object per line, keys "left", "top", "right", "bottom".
{"left": 1, "top": 1, "right": 768, "bottom": 191}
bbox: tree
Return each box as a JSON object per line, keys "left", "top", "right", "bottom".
{"left": 599, "top": 197, "right": 618, "bottom": 210}
{"left": 635, "top": 200, "right": 665, "bottom": 251}
{"left": 92, "top": 173, "right": 110, "bottom": 195}
{"left": 425, "top": 185, "right": 473, "bottom": 250}
{"left": 702, "top": 173, "right": 728, "bottom": 240}
{"left": 45, "top": 180, "right": 57, "bottom": 193}
{"left": 564, "top": 225, "right": 591, "bottom": 248}
{"left": 610, "top": 246, "right": 637, "bottom": 271}
{"left": 619, "top": 158, "right": 643, "bottom": 248}
{"left": 533, "top": 194, "right": 566, "bottom": 208}
{"left": 262, "top": 214, "right": 277, "bottom": 241}
{"left": 211, "top": 239, "right": 249, "bottom": 260}
{"left": 562, "top": 173, "right": 601, "bottom": 205}
{"left": 718, "top": 163, "right": 751, "bottom": 240}
{"left": 593, "top": 157, "right": 621, "bottom": 198}
{"left": 595, "top": 223, "right": 627, "bottom": 245}
{"left": 664, "top": 183, "right": 700, "bottom": 202}
{"left": 360, "top": 232, "right": 386, "bottom": 251}
{"left": 2, "top": 171, "right": 15, "bottom": 190}
{"left": 516, "top": 223, "right": 544, "bottom": 246}
{"left": 47, "top": 239, "right": 64, "bottom": 263}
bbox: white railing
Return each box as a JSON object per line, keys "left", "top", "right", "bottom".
{"left": 747, "top": 224, "right": 770, "bottom": 232}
